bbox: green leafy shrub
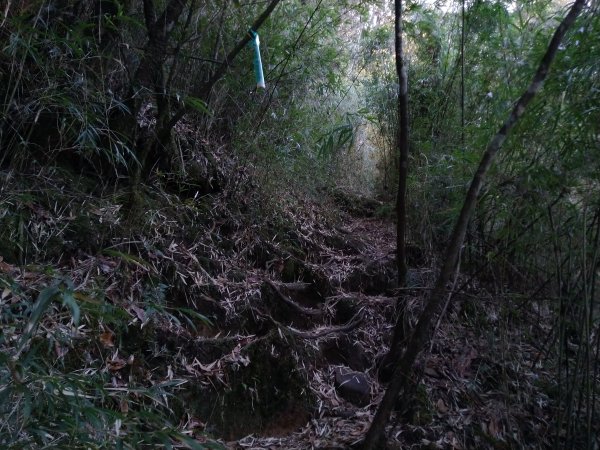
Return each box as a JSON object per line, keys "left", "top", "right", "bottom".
{"left": 0, "top": 276, "right": 220, "bottom": 449}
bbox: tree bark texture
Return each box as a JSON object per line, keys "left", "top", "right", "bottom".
{"left": 359, "top": 1, "right": 586, "bottom": 448}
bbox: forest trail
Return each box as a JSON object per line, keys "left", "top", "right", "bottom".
{"left": 0, "top": 171, "right": 559, "bottom": 450}
{"left": 2, "top": 1, "right": 596, "bottom": 447}
{"left": 223, "top": 207, "right": 407, "bottom": 449}
{"left": 211, "top": 200, "right": 553, "bottom": 449}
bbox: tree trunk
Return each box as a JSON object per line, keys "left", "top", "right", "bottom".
{"left": 378, "top": 0, "right": 411, "bottom": 390}
{"left": 359, "top": 1, "right": 586, "bottom": 448}
{"left": 128, "top": 0, "right": 281, "bottom": 193}
{"left": 395, "top": 0, "right": 409, "bottom": 288}
{"left": 127, "top": 0, "right": 188, "bottom": 188}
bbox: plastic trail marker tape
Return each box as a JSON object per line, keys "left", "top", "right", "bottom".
{"left": 250, "top": 29, "right": 266, "bottom": 89}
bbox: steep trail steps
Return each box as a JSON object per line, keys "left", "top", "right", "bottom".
{"left": 171, "top": 195, "right": 434, "bottom": 448}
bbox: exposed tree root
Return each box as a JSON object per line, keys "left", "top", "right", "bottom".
{"left": 266, "top": 279, "right": 323, "bottom": 317}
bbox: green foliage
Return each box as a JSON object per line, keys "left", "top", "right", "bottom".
{"left": 1, "top": 0, "right": 377, "bottom": 194}
{"left": 317, "top": 118, "right": 354, "bottom": 160}
{"left": 374, "top": 203, "right": 395, "bottom": 219}
{"left": 0, "top": 7, "right": 135, "bottom": 175}
{"left": 3, "top": 0, "right": 597, "bottom": 446}
{"left": 143, "top": 281, "right": 213, "bottom": 332}
{"left": 361, "top": 1, "right": 599, "bottom": 445}
{"left": 183, "top": 96, "right": 211, "bottom": 115}
{"left": 0, "top": 275, "right": 221, "bottom": 449}
{"left": 221, "top": 1, "right": 377, "bottom": 197}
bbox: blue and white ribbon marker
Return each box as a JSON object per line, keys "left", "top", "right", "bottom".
{"left": 250, "top": 29, "right": 266, "bottom": 89}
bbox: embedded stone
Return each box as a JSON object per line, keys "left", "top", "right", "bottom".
{"left": 334, "top": 368, "right": 370, "bottom": 407}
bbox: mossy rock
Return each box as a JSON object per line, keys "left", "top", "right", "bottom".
{"left": 185, "top": 332, "right": 314, "bottom": 439}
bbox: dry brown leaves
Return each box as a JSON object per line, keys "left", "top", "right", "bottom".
{"left": 0, "top": 168, "right": 562, "bottom": 449}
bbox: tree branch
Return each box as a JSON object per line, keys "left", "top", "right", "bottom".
{"left": 206, "top": 0, "right": 281, "bottom": 89}
{"left": 166, "top": 0, "right": 282, "bottom": 130}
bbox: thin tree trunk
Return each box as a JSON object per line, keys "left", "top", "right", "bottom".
{"left": 460, "top": 0, "right": 465, "bottom": 149}
{"left": 377, "top": 0, "right": 411, "bottom": 388}
{"left": 395, "top": 0, "right": 409, "bottom": 287}
{"left": 359, "top": 1, "right": 585, "bottom": 448}
{"left": 381, "top": 0, "right": 411, "bottom": 380}
{"left": 127, "top": 0, "right": 188, "bottom": 188}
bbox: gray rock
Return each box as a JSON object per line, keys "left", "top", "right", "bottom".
{"left": 334, "top": 368, "right": 370, "bottom": 407}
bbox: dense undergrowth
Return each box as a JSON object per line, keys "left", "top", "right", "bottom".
{"left": 1, "top": 157, "right": 593, "bottom": 448}
{"left": 0, "top": 2, "right": 371, "bottom": 445}
{"left": 1, "top": 0, "right": 599, "bottom": 448}
{"left": 0, "top": 156, "right": 330, "bottom": 447}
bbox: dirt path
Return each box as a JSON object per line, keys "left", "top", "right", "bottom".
{"left": 216, "top": 211, "right": 555, "bottom": 449}
{"left": 0, "top": 173, "right": 560, "bottom": 449}
{"left": 222, "top": 214, "right": 409, "bottom": 449}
